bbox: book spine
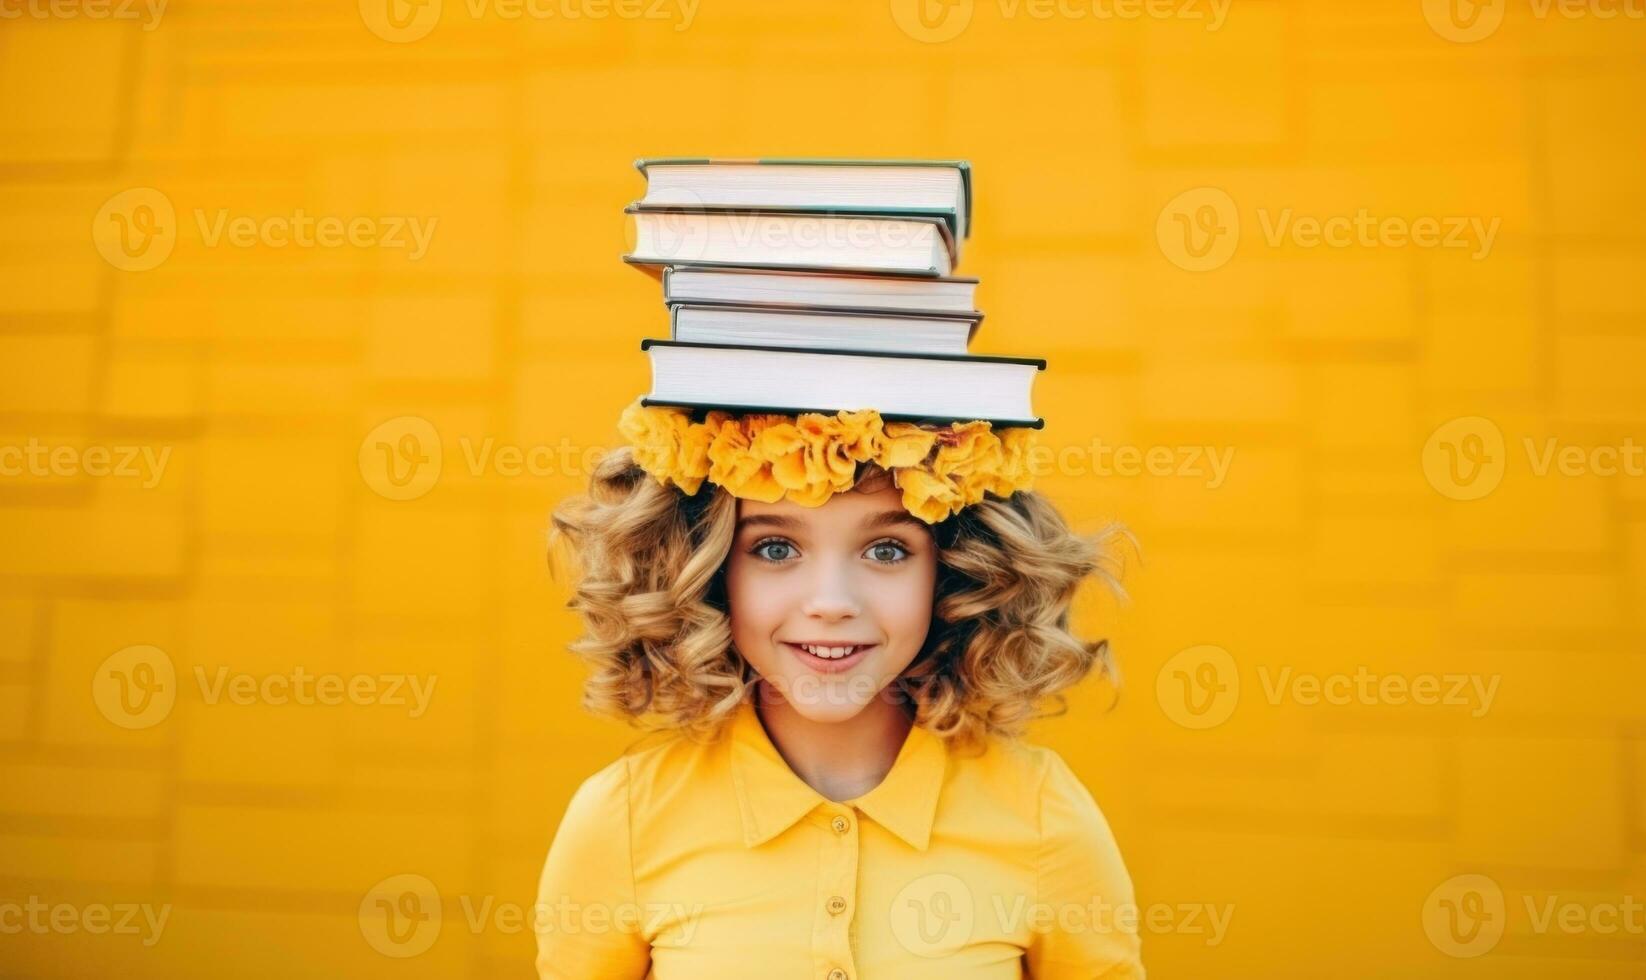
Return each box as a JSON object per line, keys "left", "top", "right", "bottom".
{"left": 639, "top": 339, "right": 1046, "bottom": 370}
{"left": 639, "top": 397, "right": 1044, "bottom": 430}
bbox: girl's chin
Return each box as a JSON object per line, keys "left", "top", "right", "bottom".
{"left": 779, "top": 696, "right": 879, "bottom": 724}
{"left": 757, "top": 675, "right": 886, "bottom": 717}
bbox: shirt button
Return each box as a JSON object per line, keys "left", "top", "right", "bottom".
{"left": 826, "top": 895, "right": 848, "bottom": 915}
{"left": 827, "top": 970, "right": 848, "bottom": 980}
{"left": 831, "top": 815, "right": 850, "bottom": 835}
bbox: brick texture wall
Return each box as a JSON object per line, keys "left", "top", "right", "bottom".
{"left": 1, "top": 1, "right": 1642, "bottom": 976}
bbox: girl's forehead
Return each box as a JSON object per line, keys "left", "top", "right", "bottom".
{"left": 735, "top": 485, "right": 929, "bottom": 536}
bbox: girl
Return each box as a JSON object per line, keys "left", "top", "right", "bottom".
{"left": 537, "top": 403, "right": 1143, "bottom": 978}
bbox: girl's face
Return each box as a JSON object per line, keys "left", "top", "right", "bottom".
{"left": 724, "top": 480, "right": 938, "bottom": 723}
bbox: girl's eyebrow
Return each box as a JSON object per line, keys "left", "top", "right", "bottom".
{"left": 735, "top": 514, "right": 803, "bottom": 533}
{"left": 864, "top": 509, "right": 927, "bottom": 532}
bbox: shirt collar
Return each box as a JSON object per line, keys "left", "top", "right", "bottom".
{"left": 726, "top": 698, "right": 948, "bottom": 851}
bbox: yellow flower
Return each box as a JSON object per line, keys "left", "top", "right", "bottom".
{"left": 621, "top": 400, "right": 1035, "bottom": 518}
{"left": 673, "top": 419, "right": 717, "bottom": 495}
{"left": 929, "top": 421, "right": 1001, "bottom": 506}
{"left": 951, "top": 428, "right": 1037, "bottom": 503}
{"left": 894, "top": 467, "right": 964, "bottom": 524}
{"left": 835, "top": 409, "right": 885, "bottom": 463}
{"left": 753, "top": 420, "right": 809, "bottom": 491}
{"left": 876, "top": 421, "right": 938, "bottom": 469}
{"left": 619, "top": 401, "right": 690, "bottom": 487}
{"left": 797, "top": 413, "right": 860, "bottom": 492}
{"left": 616, "top": 401, "right": 718, "bottom": 495}
{"left": 707, "top": 415, "right": 784, "bottom": 502}
{"left": 932, "top": 421, "right": 1001, "bottom": 476}
{"left": 783, "top": 476, "right": 837, "bottom": 508}
{"left": 995, "top": 427, "right": 1038, "bottom": 494}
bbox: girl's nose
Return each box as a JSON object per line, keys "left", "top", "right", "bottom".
{"left": 799, "top": 559, "right": 861, "bottom": 620}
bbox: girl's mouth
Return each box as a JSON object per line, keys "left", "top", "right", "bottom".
{"left": 783, "top": 642, "right": 876, "bottom": 674}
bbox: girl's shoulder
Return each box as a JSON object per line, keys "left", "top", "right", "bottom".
{"left": 570, "top": 719, "right": 732, "bottom": 802}
{"left": 941, "top": 730, "right": 1110, "bottom": 825}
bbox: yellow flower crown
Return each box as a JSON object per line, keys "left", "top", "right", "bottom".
{"left": 618, "top": 400, "right": 1039, "bottom": 524}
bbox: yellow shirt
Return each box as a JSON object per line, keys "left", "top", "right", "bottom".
{"left": 535, "top": 699, "right": 1144, "bottom": 979}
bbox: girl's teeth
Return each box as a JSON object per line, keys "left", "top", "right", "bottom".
{"left": 802, "top": 644, "right": 857, "bottom": 659}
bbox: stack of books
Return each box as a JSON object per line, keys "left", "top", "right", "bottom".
{"left": 622, "top": 158, "right": 1045, "bottom": 429}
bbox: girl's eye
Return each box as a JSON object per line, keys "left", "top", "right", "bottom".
{"left": 748, "top": 538, "right": 910, "bottom": 565}
{"left": 751, "top": 539, "right": 796, "bottom": 563}
{"left": 866, "top": 540, "right": 910, "bottom": 564}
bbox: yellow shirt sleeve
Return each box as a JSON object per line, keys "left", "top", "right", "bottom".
{"left": 1025, "top": 751, "right": 1146, "bottom": 979}
{"left": 534, "top": 758, "right": 652, "bottom": 980}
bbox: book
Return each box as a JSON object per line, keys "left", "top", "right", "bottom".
{"left": 671, "top": 303, "right": 980, "bottom": 356}
{"left": 625, "top": 206, "right": 955, "bottom": 276}
{"left": 635, "top": 158, "right": 972, "bottom": 243}
{"left": 638, "top": 340, "right": 1045, "bottom": 429}
{"left": 661, "top": 265, "right": 980, "bottom": 315}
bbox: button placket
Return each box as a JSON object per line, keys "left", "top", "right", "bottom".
{"left": 816, "top": 806, "right": 859, "bottom": 980}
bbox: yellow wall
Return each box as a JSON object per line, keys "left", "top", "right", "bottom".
{"left": 2, "top": 1, "right": 1643, "bottom": 976}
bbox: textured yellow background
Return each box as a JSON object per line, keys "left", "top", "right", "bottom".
{"left": 2, "top": 0, "right": 1644, "bottom": 976}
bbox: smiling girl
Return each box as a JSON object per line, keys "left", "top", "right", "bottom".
{"left": 537, "top": 404, "right": 1143, "bottom": 979}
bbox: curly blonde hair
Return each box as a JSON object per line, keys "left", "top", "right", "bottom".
{"left": 548, "top": 445, "right": 1129, "bottom": 751}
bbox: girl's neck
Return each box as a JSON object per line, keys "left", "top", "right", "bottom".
{"left": 753, "top": 683, "right": 915, "bottom": 803}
